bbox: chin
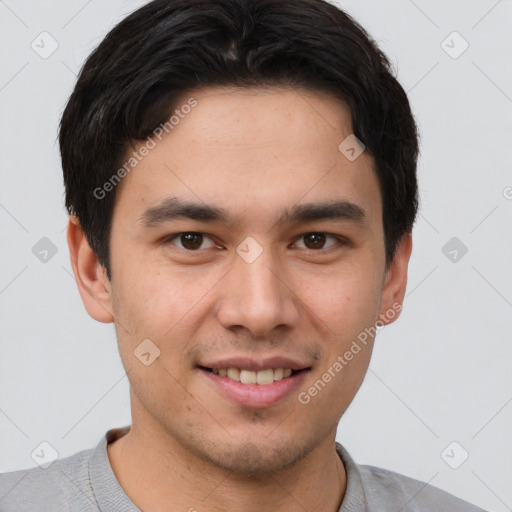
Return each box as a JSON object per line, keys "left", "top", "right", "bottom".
{"left": 186, "top": 433, "right": 318, "bottom": 477}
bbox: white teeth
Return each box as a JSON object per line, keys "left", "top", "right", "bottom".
{"left": 227, "top": 368, "right": 240, "bottom": 381}
{"left": 213, "top": 367, "right": 296, "bottom": 385}
{"left": 240, "top": 370, "right": 257, "bottom": 384}
{"left": 256, "top": 368, "right": 274, "bottom": 385}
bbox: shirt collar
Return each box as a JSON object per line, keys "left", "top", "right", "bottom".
{"left": 335, "top": 442, "right": 367, "bottom": 511}
{"left": 89, "top": 425, "right": 140, "bottom": 512}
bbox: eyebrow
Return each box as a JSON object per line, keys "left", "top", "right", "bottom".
{"left": 138, "top": 196, "right": 368, "bottom": 228}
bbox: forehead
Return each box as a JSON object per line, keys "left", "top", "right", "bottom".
{"left": 113, "top": 86, "right": 382, "bottom": 230}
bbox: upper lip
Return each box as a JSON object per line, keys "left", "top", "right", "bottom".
{"left": 199, "top": 356, "right": 311, "bottom": 372}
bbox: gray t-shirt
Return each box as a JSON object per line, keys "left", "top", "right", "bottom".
{"left": 0, "top": 426, "right": 486, "bottom": 511}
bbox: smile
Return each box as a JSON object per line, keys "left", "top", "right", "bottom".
{"left": 201, "top": 367, "right": 297, "bottom": 385}
{"left": 199, "top": 366, "right": 310, "bottom": 408}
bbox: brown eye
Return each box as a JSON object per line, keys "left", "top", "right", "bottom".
{"left": 180, "top": 233, "right": 203, "bottom": 250}
{"left": 167, "top": 232, "right": 217, "bottom": 251}
{"left": 303, "top": 233, "right": 326, "bottom": 249}
{"left": 294, "top": 232, "right": 339, "bottom": 250}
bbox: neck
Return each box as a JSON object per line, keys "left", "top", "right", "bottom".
{"left": 107, "top": 423, "right": 346, "bottom": 512}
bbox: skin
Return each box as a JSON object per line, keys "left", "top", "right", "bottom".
{"left": 67, "top": 86, "right": 412, "bottom": 512}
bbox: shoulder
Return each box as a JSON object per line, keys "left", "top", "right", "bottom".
{"left": 336, "top": 443, "right": 487, "bottom": 512}
{"left": 360, "top": 463, "right": 486, "bottom": 511}
{"left": 0, "top": 447, "right": 96, "bottom": 512}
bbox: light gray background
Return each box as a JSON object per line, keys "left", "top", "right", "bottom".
{"left": 0, "top": 1, "right": 511, "bottom": 510}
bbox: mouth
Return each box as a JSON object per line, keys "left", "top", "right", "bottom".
{"left": 199, "top": 366, "right": 306, "bottom": 385}
{"left": 198, "top": 364, "right": 311, "bottom": 408}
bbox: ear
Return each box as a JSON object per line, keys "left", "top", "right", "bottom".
{"left": 67, "top": 215, "right": 114, "bottom": 323}
{"left": 377, "top": 232, "right": 412, "bottom": 326}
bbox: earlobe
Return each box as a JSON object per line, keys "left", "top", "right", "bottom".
{"left": 377, "top": 232, "right": 413, "bottom": 326}
{"left": 67, "top": 215, "right": 114, "bottom": 323}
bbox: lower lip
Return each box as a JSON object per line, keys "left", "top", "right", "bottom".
{"left": 200, "top": 368, "right": 309, "bottom": 408}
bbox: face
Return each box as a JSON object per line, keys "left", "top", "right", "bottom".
{"left": 71, "top": 86, "right": 411, "bottom": 475}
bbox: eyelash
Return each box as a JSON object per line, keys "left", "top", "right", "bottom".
{"left": 162, "top": 232, "right": 348, "bottom": 252}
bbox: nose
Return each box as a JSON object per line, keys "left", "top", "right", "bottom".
{"left": 215, "top": 247, "right": 301, "bottom": 338}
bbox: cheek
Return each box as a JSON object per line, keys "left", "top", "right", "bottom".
{"left": 296, "top": 260, "right": 382, "bottom": 332}
{"left": 111, "top": 256, "right": 206, "bottom": 330}
{"left": 296, "top": 334, "right": 373, "bottom": 419}
{"left": 110, "top": 261, "right": 227, "bottom": 380}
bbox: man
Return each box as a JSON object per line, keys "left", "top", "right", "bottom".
{"left": 0, "top": 0, "right": 487, "bottom": 510}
